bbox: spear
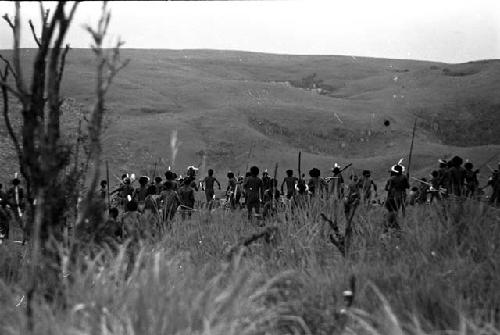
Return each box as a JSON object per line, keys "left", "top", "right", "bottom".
{"left": 478, "top": 152, "right": 499, "bottom": 171}
{"left": 272, "top": 162, "right": 279, "bottom": 209}
{"left": 407, "top": 118, "right": 418, "bottom": 178}
{"left": 106, "top": 161, "right": 110, "bottom": 207}
{"left": 298, "top": 151, "right": 302, "bottom": 181}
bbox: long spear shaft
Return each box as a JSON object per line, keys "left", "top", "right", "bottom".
{"left": 272, "top": 162, "right": 278, "bottom": 209}
{"left": 407, "top": 118, "right": 418, "bottom": 178}
{"left": 298, "top": 151, "right": 302, "bottom": 181}
{"left": 106, "top": 161, "right": 110, "bottom": 208}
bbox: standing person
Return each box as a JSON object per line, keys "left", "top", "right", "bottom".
{"left": 0, "top": 188, "right": 10, "bottom": 241}
{"left": 134, "top": 176, "right": 150, "bottom": 212}
{"left": 384, "top": 164, "right": 409, "bottom": 229}
{"left": 243, "top": 166, "right": 263, "bottom": 221}
{"left": 488, "top": 164, "right": 500, "bottom": 206}
{"left": 281, "top": 169, "right": 298, "bottom": 200}
{"left": 359, "top": 170, "right": 378, "bottom": 204}
{"left": 164, "top": 171, "right": 178, "bottom": 191}
{"left": 437, "top": 159, "right": 449, "bottom": 197}
{"left": 344, "top": 175, "right": 361, "bottom": 221}
{"left": 428, "top": 170, "right": 442, "bottom": 203}
{"left": 202, "top": 169, "right": 221, "bottom": 204}
{"left": 178, "top": 178, "right": 196, "bottom": 219}
{"left": 328, "top": 164, "right": 345, "bottom": 200}
{"left": 154, "top": 176, "right": 163, "bottom": 195}
{"left": 99, "top": 180, "right": 108, "bottom": 201}
{"left": 464, "top": 161, "right": 479, "bottom": 198}
{"left": 308, "top": 168, "right": 326, "bottom": 197}
{"left": 262, "top": 171, "right": 272, "bottom": 196}
{"left": 160, "top": 180, "right": 180, "bottom": 222}
{"left": 263, "top": 179, "right": 281, "bottom": 218}
{"left": 111, "top": 176, "right": 134, "bottom": 209}
{"left": 0, "top": 183, "right": 6, "bottom": 203}
{"left": 226, "top": 172, "right": 238, "bottom": 209}
{"left": 121, "top": 199, "right": 142, "bottom": 277}
{"left": 7, "top": 175, "right": 25, "bottom": 224}
{"left": 186, "top": 166, "right": 199, "bottom": 191}
{"left": 446, "top": 156, "right": 466, "bottom": 197}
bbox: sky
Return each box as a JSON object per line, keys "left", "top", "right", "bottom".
{"left": 0, "top": 0, "right": 499, "bottom": 63}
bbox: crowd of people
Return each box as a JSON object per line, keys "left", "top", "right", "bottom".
{"left": 0, "top": 155, "right": 499, "bottom": 243}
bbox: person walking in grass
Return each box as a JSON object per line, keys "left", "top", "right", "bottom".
{"left": 488, "top": 164, "right": 500, "bottom": 206}
{"left": 464, "top": 161, "right": 479, "bottom": 198}
{"left": 344, "top": 175, "right": 361, "bottom": 221}
{"left": 244, "top": 166, "right": 263, "bottom": 221}
{"left": 359, "top": 170, "right": 377, "bottom": 204}
{"left": 203, "top": 169, "right": 221, "bottom": 206}
{"left": 328, "top": 164, "right": 345, "bottom": 200}
{"left": 281, "top": 169, "right": 298, "bottom": 200}
{"left": 178, "top": 177, "right": 196, "bottom": 219}
{"left": 308, "top": 168, "right": 326, "bottom": 198}
{"left": 160, "top": 180, "right": 180, "bottom": 222}
{"left": 384, "top": 164, "right": 409, "bottom": 230}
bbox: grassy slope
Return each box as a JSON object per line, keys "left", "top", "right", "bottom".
{"left": 1, "top": 49, "right": 499, "bottom": 186}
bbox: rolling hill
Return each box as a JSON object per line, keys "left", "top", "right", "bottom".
{"left": 1, "top": 49, "right": 499, "bottom": 187}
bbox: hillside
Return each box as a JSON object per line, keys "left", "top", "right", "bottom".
{"left": 1, "top": 49, "right": 499, "bottom": 186}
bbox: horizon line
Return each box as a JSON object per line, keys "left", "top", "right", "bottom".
{"left": 1, "top": 47, "right": 499, "bottom": 65}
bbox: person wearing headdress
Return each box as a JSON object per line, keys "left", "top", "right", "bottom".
{"left": 464, "top": 160, "right": 479, "bottom": 198}
{"left": 328, "top": 163, "right": 345, "bottom": 200}
{"left": 384, "top": 164, "right": 409, "bottom": 228}
{"left": 111, "top": 174, "right": 135, "bottom": 208}
{"left": 243, "top": 166, "right": 263, "bottom": 221}
{"left": 281, "top": 169, "right": 298, "bottom": 200}
{"left": 359, "top": 170, "right": 378, "bottom": 204}
{"left": 178, "top": 177, "right": 196, "bottom": 219}
{"left": 186, "top": 166, "right": 199, "bottom": 191}
{"left": 202, "top": 169, "right": 221, "bottom": 205}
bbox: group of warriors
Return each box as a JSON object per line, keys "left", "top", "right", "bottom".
{"left": 1, "top": 155, "right": 499, "bottom": 243}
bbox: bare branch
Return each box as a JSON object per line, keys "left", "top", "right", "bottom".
{"left": 28, "top": 20, "right": 41, "bottom": 47}
{"left": 0, "top": 54, "right": 18, "bottom": 82}
{"left": 2, "top": 14, "right": 14, "bottom": 29}
{"left": 1, "top": 67, "right": 23, "bottom": 172}
{"left": 0, "top": 79, "right": 23, "bottom": 100}
{"left": 57, "top": 44, "right": 70, "bottom": 88}
{"left": 12, "top": 2, "right": 27, "bottom": 97}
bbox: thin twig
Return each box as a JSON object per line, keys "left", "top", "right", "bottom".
{"left": 28, "top": 20, "right": 41, "bottom": 47}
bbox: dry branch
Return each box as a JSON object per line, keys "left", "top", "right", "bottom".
{"left": 225, "top": 226, "right": 279, "bottom": 260}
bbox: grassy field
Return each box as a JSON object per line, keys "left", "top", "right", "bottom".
{"left": 0, "top": 49, "right": 499, "bottom": 188}
{"left": 1, "top": 199, "right": 500, "bottom": 334}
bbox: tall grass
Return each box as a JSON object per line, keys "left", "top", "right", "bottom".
{"left": 0, "top": 199, "right": 499, "bottom": 334}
